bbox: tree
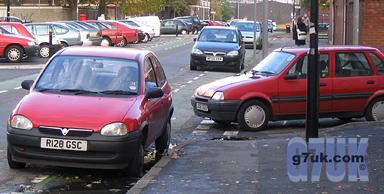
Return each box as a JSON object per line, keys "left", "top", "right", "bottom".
{"left": 169, "top": 0, "right": 193, "bottom": 17}
{"left": 221, "top": 0, "right": 233, "bottom": 21}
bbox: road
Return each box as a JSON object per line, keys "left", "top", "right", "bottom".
{"left": 0, "top": 33, "right": 354, "bottom": 193}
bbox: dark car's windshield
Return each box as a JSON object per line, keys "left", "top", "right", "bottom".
{"left": 252, "top": 51, "right": 295, "bottom": 75}
{"left": 35, "top": 56, "right": 140, "bottom": 96}
{"left": 198, "top": 29, "right": 238, "bottom": 43}
{"left": 235, "top": 22, "right": 260, "bottom": 32}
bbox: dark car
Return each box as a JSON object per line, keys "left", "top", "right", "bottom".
{"left": 161, "top": 19, "right": 192, "bottom": 35}
{"left": 7, "top": 47, "right": 173, "bottom": 177}
{"left": 191, "top": 46, "right": 384, "bottom": 131}
{"left": 190, "top": 26, "right": 245, "bottom": 72}
{"left": 174, "top": 16, "right": 203, "bottom": 34}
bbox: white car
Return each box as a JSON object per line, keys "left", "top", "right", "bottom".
{"left": 235, "top": 20, "right": 262, "bottom": 49}
{"left": 129, "top": 16, "right": 161, "bottom": 37}
{"left": 119, "top": 20, "right": 155, "bottom": 42}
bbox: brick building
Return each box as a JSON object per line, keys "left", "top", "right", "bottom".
{"left": 329, "top": 0, "right": 384, "bottom": 51}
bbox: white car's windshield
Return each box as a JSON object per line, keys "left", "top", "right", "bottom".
{"left": 252, "top": 51, "right": 295, "bottom": 75}
{"left": 35, "top": 56, "right": 140, "bottom": 95}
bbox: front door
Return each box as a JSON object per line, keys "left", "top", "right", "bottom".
{"left": 143, "top": 58, "right": 163, "bottom": 146}
{"left": 277, "top": 53, "right": 333, "bottom": 115}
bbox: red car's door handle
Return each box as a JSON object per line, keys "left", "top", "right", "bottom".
{"left": 367, "top": 80, "right": 375, "bottom": 84}
{"left": 320, "top": 83, "right": 327, "bottom": 87}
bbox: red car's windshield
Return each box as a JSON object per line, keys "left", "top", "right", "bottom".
{"left": 35, "top": 56, "right": 140, "bottom": 96}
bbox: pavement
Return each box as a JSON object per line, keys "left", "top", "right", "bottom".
{"left": 127, "top": 36, "right": 384, "bottom": 193}
{"left": 129, "top": 121, "right": 384, "bottom": 194}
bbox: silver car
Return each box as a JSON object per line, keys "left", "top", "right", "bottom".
{"left": 56, "top": 21, "right": 102, "bottom": 46}
{"left": 235, "top": 21, "right": 262, "bottom": 49}
{"left": 25, "top": 23, "right": 82, "bottom": 48}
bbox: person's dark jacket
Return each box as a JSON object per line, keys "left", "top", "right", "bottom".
{"left": 297, "top": 21, "right": 307, "bottom": 33}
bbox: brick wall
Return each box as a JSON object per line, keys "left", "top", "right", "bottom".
{"left": 0, "top": 6, "right": 72, "bottom": 22}
{"left": 361, "top": 0, "right": 384, "bottom": 52}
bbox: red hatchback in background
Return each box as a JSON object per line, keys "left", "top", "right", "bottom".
{"left": 0, "top": 26, "right": 38, "bottom": 62}
{"left": 99, "top": 20, "right": 139, "bottom": 45}
{"left": 0, "top": 22, "right": 35, "bottom": 39}
{"left": 83, "top": 20, "right": 125, "bottom": 47}
{"left": 7, "top": 47, "right": 173, "bottom": 177}
{"left": 191, "top": 46, "right": 384, "bottom": 130}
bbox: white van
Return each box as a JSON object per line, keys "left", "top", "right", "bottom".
{"left": 130, "top": 16, "right": 161, "bottom": 37}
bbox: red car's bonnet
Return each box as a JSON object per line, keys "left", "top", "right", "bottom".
{"left": 14, "top": 92, "right": 137, "bottom": 132}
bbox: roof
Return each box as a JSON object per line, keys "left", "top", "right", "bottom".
{"left": 278, "top": 45, "right": 378, "bottom": 54}
{"left": 59, "top": 47, "right": 151, "bottom": 60}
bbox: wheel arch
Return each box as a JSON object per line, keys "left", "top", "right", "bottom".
{"left": 236, "top": 95, "right": 273, "bottom": 120}
{"left": 4, "top": 43, "right": 24, "bottom": 56}
{"left": 364, "top": 91, "right": 384, "bottom": 115}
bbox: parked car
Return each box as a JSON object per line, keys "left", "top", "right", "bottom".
{"left": 0, "top": 26, "right": 38, "bottom": 62}
{"left": 99, "top": 20, "right": 139, "bottom": 45}
{"left": 7, "top": 46, "right": 173, "bottom": 177}
{"left": 25, "top": 23, "right": 81, "bottom": 57}
{"left": 160, "top": 19, "right": 192, "bottom": 35}
{"left": 84, "top": 20, "right": 137, "bottom": 47}
{"left": 129, "top": 16, "right": 161, "bottom": 37}
{"left": 0, "top": 16, "right": 27, "bottom": 23}
{"left": 174, "top": 16, "right": 203, "bottom": 34}
{"left": 0, "top": 22, "right": 34, "bottom": 39}
{"left": 235, "top": 20, "right": 262, "bottom": 49}
{"left": 25, "top": 23, "right": 82, "bottom": 47}
{"left": 56, "top": 21, "right": 102, "bottom": 46}
{"left": 268, "top": 20, "right": 274, "bottom": 32}
{"left": 0, "top": 22, "right": 60, "bottom": 58}
{"left": 190, "top": 26, "right": 245, "bottom": 72}
{"left": 272, "top": 21, "right": 277, "bottom": 31}
{"left": 119, "top": 20, "right": 155, "bottom": 42}
{"left": 191, "top": 46, "right": 384, "bottom": 130}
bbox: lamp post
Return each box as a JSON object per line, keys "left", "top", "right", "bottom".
{"left": 306, "top": 0, "right": 320, "bottom": 141}
{"left": 6, "top": 0, "right": 10, "bottom": 22}
{"left": 209, "top": 0, "right": 211, "bottom": 20}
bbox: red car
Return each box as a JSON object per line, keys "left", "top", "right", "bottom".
{"left": 82, "top": 20, "right": 125, "bottom": 47}
{"left": 0, "top": 26, "right": 38, "bottom": 62}
{"left": 7, "top": 47, "right": 173, "bottom": 177}
{"left": 0, "top": 22, "right": 34, "bottom": 39}
{"left": 99, "top": 21, "right": 139, "bottom": 44}
{"left": 191, "top": 46, "right": 384, "bottom": 130}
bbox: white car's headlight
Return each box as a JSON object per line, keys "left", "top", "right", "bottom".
{"left": 212, "top": 92, "right": 224, "bottom": 101}
{"left": 10, "top": 115, "right": 33, "bottom": 130}
{"left": 27, "top": 41, "right": 36, "bottom": 46}
{"left": 227, "top": 50, "right": 239, "bottom": 56}
{"left": 101, "top": 122, "right": 128, "bottom": 136}
{"left": 192, "top": 48, "right": 203, "bottom": 55}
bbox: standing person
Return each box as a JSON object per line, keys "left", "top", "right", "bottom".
{"left": 296, "top": 16, "right": 307, "bottom": 46}
{"left": 292, "top": 17, "right": 299, "bottom": 45}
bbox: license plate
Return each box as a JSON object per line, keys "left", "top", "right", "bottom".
{"left": 206, "top": 56, "right": 223, "bottom": 62}
{"left": 196, "top": 102, "right": 208, "bottom": 112}
{"left": 40, "top": 138, "right": 87, "bottom": 151}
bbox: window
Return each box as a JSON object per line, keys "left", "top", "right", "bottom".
{"left": 53, "top": 25, "right": 68, "bottom": 35}
{"left": 287, "top": 54, "right": 329, "bottom": 79}
{"left": 336, "top": 52, "right": 373, "bottom": 77}
{"left": 35, "top": 25, "right": 50, "bottom": 35}
{"left": 163, "top": 21, "right": 175, "bottom": 27}
{"left": 102, "top": 22, "right": 117, "bottom": 29}
{"left": 150, "top": 57, "right": 166, "bottom": 86}
{"left": 0, "top": 25, "right": 19, "bottom": 34}
{"left": 369, "top": 52, "right": 384, "bottom": 75}
{"left": 144, "top": 58, "right": 157, "bottom": 90}
{"left": 25, "top": 25, "right": 33, "bottom": 34}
